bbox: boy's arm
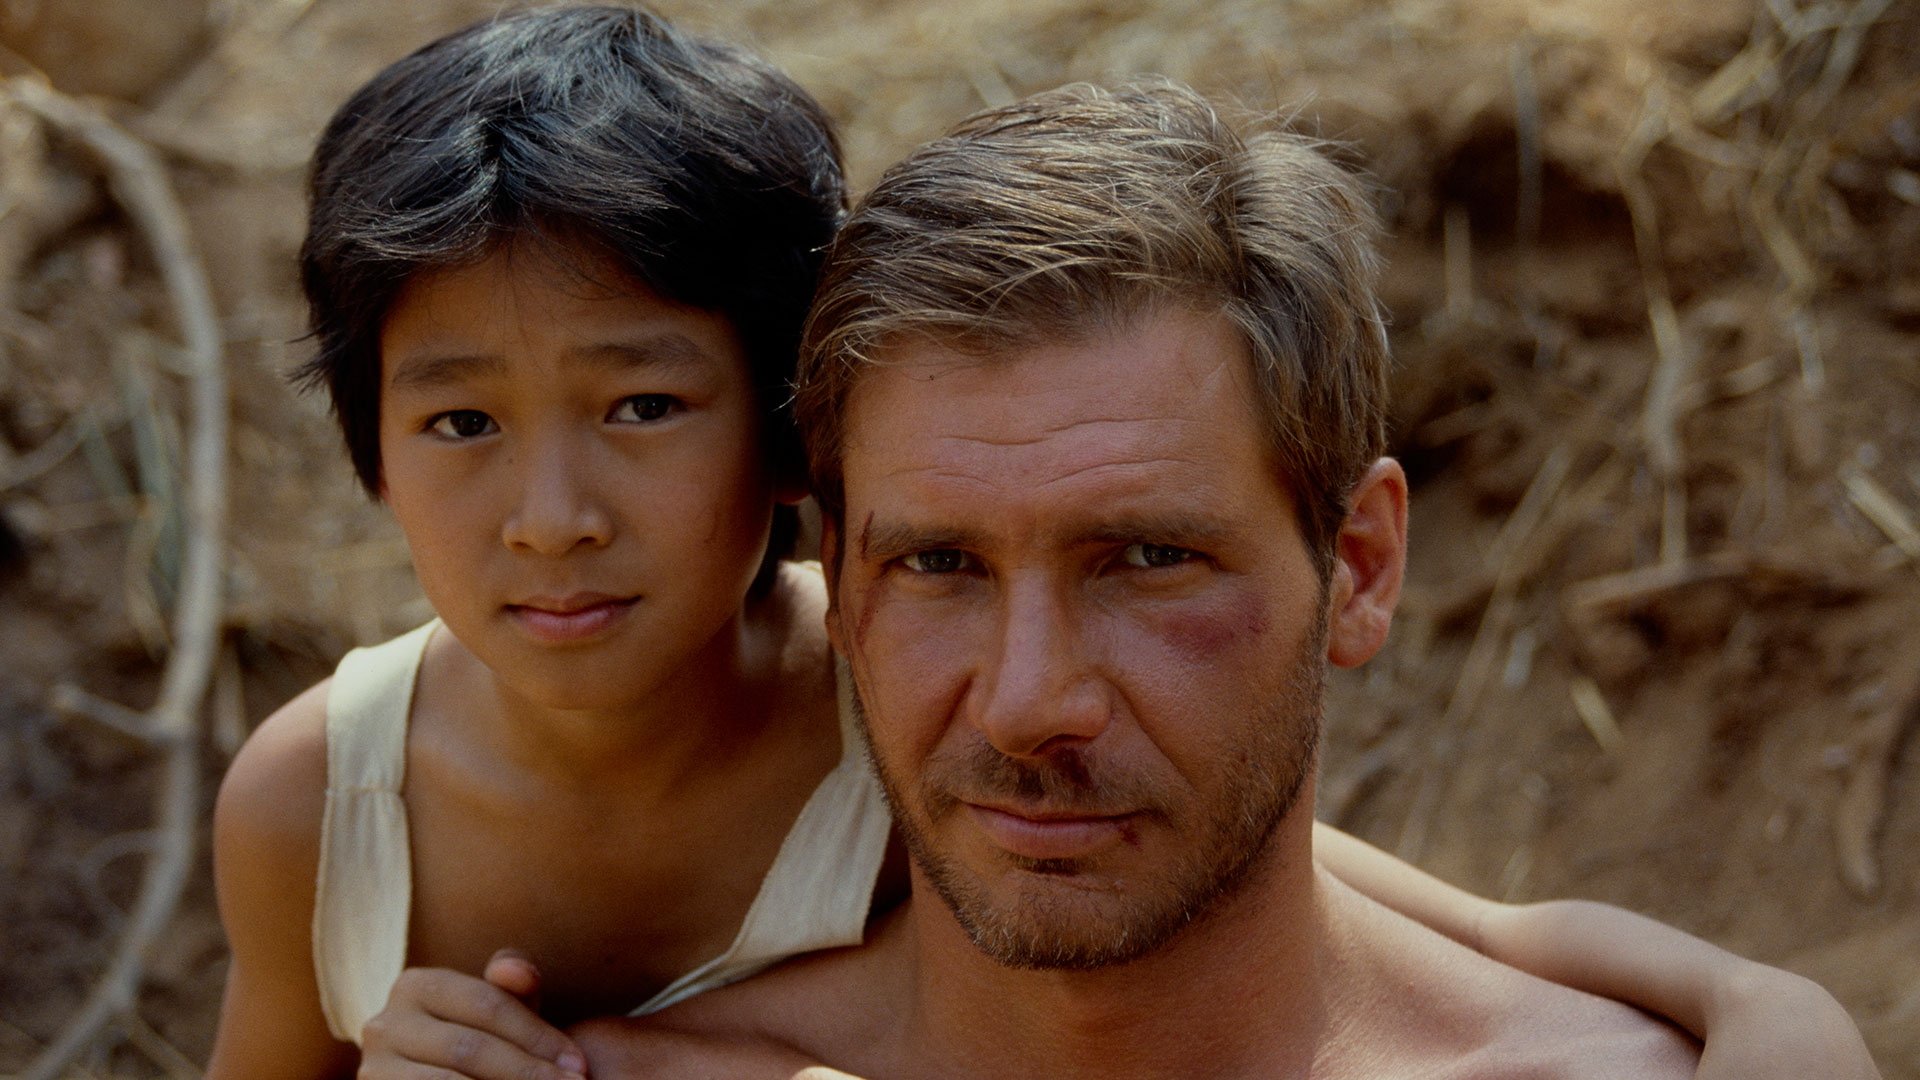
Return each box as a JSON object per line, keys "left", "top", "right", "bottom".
{"left": 206, "top": 682, "right": 359, "bottom": 1080}
{"left": 1311, "top": 821, "right": 1880, "bottom": 1080}
{"left": 359, "top": 954, "right": 588, "bottom": 1080}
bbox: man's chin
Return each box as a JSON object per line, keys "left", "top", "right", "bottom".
{"left": 929, "top": 862, "right": 1200, "bottom": 971}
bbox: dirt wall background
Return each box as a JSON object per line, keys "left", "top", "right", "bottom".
{"left": 0, "top": 0, "right": 1916, "bottom": 1076}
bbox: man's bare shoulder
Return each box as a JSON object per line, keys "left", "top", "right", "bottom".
{"left": 567, "top": 1022, "right": 822, "bottom": 1080}
{"left": 1326, "top": 875, "right": 1698, "bottom": 1079}
{"left": 572, "top": 912, "right": 910, "bottom": 1080}
{"left": 1428, "top": 993, "right": 1697, "bottom": 1080}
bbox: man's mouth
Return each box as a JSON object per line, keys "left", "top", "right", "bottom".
{"left": 504, "top": 592, "right": 639, "bottom": 642}
{"left": 964, "top": 801, "right": 1139, "bottom": 861}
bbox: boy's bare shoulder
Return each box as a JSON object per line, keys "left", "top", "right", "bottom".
{"left": 214, "top": 678, "right": 331, "bottom": 876}
{"left": 770, "top": 561, "right": 832, "bottom": 660}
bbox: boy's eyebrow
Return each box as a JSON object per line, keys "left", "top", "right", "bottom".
{"left": 386, "top": 333, "right": 718, "bottom": 390}
{"left": 387, "top": 351, "right": 506, "bottom": 391}
{"left": 567, "top": 334, "right": 714, "bottom": 374}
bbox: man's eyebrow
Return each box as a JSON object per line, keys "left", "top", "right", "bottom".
{"left": 386, "top": 333, "right": 716, "bottom": 391}
{"left": 1075, "top": 511, "right": 1234, "bottom": 547}
{"left": 859, "top": 519, "right": 988, "bottom": 562}
{"left": 856, "top": 512, "right": 1233, "bottom": 561}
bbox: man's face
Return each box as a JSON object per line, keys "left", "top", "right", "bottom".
{"left": 827, "top": 308, "right": 1331, "bottom": 969}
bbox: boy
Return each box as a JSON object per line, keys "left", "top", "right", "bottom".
{"left": 210, "top": 8, "right": 894, "bottom": 1077}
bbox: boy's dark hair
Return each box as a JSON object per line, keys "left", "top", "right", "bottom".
{"left": 298, "top": 4, "right": 845, "bottom": 579}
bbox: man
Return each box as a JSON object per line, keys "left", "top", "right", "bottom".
{"left": 570, "top": 81, "right": 1701, "bottom": 1078}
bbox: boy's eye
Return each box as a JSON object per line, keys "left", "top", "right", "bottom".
{"left": 902, "top": 549, "right": 972, "bottom": 574}
{"left": 429, "top": 410, "right": 497, "bottom": 439}
{"left": 610, "top": 394, "right": 681, "bottom": 423}
{"left": 1122, "top": 543, "right": 1193, "bottom": 568}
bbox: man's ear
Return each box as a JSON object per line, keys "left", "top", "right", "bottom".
{"left": 1325, "top": 458, "right": 1408, "bottom": 669}
{"left": 819, "top": 512, "right": 845, "bottom": 655}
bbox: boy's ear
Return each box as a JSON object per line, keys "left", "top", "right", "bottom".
{"left": 1325, "top": 457, "right": 1408, "bottom": 670}
{"left": 819, "top": 513, "right": 845, "bottom": 655}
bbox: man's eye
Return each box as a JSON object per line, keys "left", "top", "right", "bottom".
{"left": 610, "top": 394, "right": 680, "bottom": 423}
{"left": 1122, "top": 543, "right": 1193, "bottom": 568}
{"left": 902, "top": 549, "right": 970, "bottom": 574}
{"left": 428, "top": 410, "right": 497, "bottom": 439}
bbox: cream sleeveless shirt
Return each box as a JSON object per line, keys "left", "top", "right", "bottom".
{"left": 311, "top": 593, "right": 893, "bottom": 1043}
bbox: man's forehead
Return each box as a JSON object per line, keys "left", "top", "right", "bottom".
{"left": 835, "top": 310, "right": 1294, "bottom": 524}
{"left": 843, "top": 313, "right": 1253, "bottom": 443}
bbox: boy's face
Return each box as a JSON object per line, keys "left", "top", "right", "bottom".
{"left": 377, "top": 240, "right": 789, "bottom": 711}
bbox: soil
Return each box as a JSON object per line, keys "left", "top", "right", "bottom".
{"left": 1, "top": 0, "right": 1916, "bottom": 1076}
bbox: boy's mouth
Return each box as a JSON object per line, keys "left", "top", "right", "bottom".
{"left": 505, "top": 592, "right": 639, "bottom": 642}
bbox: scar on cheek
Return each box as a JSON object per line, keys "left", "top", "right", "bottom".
{"left": 1160, "top": 594, "right": 1269, "bottom": 657}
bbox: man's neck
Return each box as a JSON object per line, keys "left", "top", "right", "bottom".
{"left": 895, "top": 809, "right": 1335, "bottom": 1080}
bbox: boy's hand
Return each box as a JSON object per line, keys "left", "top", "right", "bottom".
{"left": 358, "top": 951, "right": 589, "bottom": 1080}
{"left": 1695, "top": 962, "right": 1881, "bottom": 1080}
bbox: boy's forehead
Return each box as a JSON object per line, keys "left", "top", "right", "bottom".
{"left": 377, "top": 239, "right": 746, "bottom": 385}
{"left": 389, "top": 237, "right": 653, "bottom": 314}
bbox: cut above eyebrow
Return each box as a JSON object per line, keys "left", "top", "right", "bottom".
{"left": 386, "top": 333, "right": 718, "bottom": 391}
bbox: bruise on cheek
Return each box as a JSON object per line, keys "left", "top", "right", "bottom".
{"left": 1156, "top": 591, "right": 1269, "bottom": 659}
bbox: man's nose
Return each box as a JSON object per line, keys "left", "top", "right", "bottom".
{"left": 968, "top": 575, "right": 1113, "bottom": 757}
{"left": 500, "top": 435, "right": 613, "bottom": 555}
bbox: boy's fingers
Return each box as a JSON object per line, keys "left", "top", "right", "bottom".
{"left": 484, "top": 949, "right": 543, "bottom": 1002}
{"left": 360, "top": 1014, "right": 585, "bottom": 1080}
{"left": 374, "top": 968, "right": 587, "bottom": 1075}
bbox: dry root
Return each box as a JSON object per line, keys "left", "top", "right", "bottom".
{"left": 2, "top": 76, "right": 228, "bottom": 1080}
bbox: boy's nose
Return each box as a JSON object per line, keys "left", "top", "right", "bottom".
{"left": 967, "top": 577, "right": 1113, "bottom": 757}
{"left": 500, "top": 441, "right": 613, "bottom": 555}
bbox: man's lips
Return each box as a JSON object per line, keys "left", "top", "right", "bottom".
{"left": 504, "top": 593, "right": 638, "bottom": 642}
{"left": 965, "top": 802, "right": 1138, "bottom": 861}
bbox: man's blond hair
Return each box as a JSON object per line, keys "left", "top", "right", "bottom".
{"left": 795, "top": 80, "right": 1390, "bottom": 572}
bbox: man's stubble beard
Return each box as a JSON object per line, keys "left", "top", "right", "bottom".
{"left": 849, "top": 606, "right": 1328, "bottom": 972}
